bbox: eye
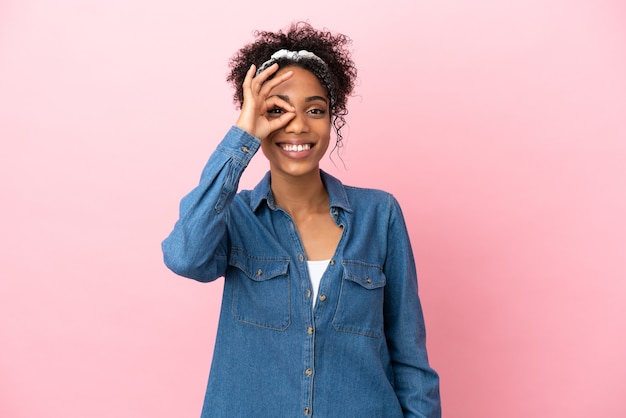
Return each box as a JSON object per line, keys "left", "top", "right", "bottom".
{"left": 308, "top": 108, "right": 327, "bottom": 117}
{"left": 266, "top": 107, "right": 285, "bottom": 118}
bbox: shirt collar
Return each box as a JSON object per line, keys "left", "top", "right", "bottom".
{"left": 250, "top": 170, "right": 353, "bottom": 213}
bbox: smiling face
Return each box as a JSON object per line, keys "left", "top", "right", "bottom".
{"left": 261, "top": 66, "right": 331, "bottom": 179}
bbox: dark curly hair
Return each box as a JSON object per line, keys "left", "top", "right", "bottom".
{"left": 227, "top": 22, "right": 357, "bottom": 151}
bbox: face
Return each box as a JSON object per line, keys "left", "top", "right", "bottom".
{"left": 261, "top": 66, "right": 331, "bottom": 179}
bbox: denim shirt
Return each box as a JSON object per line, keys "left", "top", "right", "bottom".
{"left": 162, "top": 126, "right": 441, "bottom": 418}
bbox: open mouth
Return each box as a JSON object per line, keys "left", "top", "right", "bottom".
{"left": 280, "top": 143, "right": 312, "bottom": 152}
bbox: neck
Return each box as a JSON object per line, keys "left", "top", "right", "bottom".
{"left": 270, "top": 169, "right": 328, "bottom": 217}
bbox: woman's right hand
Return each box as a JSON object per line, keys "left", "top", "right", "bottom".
{"left": 235, "top": 63, "right": 296, "bottom": 141}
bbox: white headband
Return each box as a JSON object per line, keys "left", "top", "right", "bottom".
{"left": 255, "top": 49, "right": 327, "bottom": 76}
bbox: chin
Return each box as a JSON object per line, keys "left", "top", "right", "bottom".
{"left": 273, "top": 162, "right": 320, "bottom": 178}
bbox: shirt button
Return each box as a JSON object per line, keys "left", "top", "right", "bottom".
{"left": 257, "top": 269, "right": 263, "bottom": 276}
{"left": 333, "top": 210, "right": 339, "bottom": 216}
{"left": 366, "top": 276, "right": 371, "bottom": 283}
{"left": 307, "top": 327, "right": 313, "bottom": 334}
{"left": 304, "top": 407, "right": 310, "bottom": 415}
{"left": 299, "top": 254, "right": 304, "bottom": 262}
{"left": 241, "top": 146, "right": 250, "bottom": 153}
{"left": 329, "top": 260, "right": 335, "bottom": 265}
{"left": 306, "top": 289, "right": 311, "bottom": 298}
{"left": 319, "top": 294, "right": 327, "bottom": 302}
{"left": 305, "top": 368, "right": 312, "bottom": 376}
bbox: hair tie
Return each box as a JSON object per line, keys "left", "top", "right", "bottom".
{"left": 256, "top": 49, "right": 327, "bottom": 76}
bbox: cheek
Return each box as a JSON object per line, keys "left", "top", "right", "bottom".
{"left": 259, "top": 137, "right": 274, "bottom": 159}
{"left": 318, "top": 132, "right": 332, "bottom": 154}
{"left": 320, "top": 123, "right": 332, "bottom": 147}
{"left": 316, "top": 117, "right": 332, "bottom": 136}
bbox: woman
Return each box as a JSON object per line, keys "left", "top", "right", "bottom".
{"left": 162, "top": 22, "right": 441, "bottom": 418}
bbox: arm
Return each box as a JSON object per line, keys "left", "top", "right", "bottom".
{"left": 162, "top": 63, "right": 298, "bottom": 281}
{"left": 161, "top": 126, "right": 260, "bottom": 281}
{"left": 383, "top": 196, "right": 441, "bottom": 418}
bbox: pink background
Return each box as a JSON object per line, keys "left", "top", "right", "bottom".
{"left": 1, "top": 1, "right": 625, "bottom": 417}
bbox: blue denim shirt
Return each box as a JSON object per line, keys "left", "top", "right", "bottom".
{"left": 162, "top": 126, "right": 441, "bottom": 418}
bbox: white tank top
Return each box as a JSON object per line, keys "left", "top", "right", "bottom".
{"left": 307, "top": 259, "right": 330, "bottom": 307}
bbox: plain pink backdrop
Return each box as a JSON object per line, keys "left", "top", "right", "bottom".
{"left": 1, "top": 1, "right": 625, "bottom": 417}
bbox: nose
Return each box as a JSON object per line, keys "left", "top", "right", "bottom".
{"left": 284, "top": 110, "right": 309, "bottom": 134}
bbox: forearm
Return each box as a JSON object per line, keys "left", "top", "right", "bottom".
{"left": 161, "top": 126, "right": 260, "bottom": 281}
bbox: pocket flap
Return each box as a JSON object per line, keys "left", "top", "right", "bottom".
{"left": 229, "top": 249, "right": 290, "bottom": 281}
{"left": 342, "top": 262, "right": 386, "bottom": 289}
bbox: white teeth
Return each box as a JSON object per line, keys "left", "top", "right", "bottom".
{"left": 282, "top": 144, "right": 311, "bottom": 152}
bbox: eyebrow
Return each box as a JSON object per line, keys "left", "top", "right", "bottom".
{"left": 274, "top": 94, "right": 328, "bottom": 104}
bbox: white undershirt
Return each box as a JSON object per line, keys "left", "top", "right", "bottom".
{"left": 307, "top": 259, "right": 330, "bottom": 307}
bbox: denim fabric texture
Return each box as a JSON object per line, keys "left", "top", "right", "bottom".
{"left": 162, "top": 126, "right": 441, "bottom": 418}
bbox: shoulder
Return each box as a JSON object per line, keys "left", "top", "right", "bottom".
{"left": 233, "top": 189, "right": 256, "bottom": 212}
{"left": 237, "top": 188, "right": 252, "bottom": 200}
{"left": 341, "top": 183, "right": 408, "bottom": 229}
{"left": 234, "top": 171, "right": 272, "bottom": 211}
{"left": 322, "top": 170, "right": 398, "bottom": 211}
{"left": 343, "top": 184, "right": 399, "bottom": 209}
{"left": 342, "top": 185, "right": 405, "bottom": 228}
{"left": 343, "top": 184, "right": 393, "bottom": 200}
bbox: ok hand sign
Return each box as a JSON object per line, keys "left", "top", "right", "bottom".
{"left": 235, "top": 63, "right": 296, "bottom": 141}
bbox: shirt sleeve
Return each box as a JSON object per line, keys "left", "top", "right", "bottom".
{"left": 383, "top": 196, "right": 442, "bottom": 418}
{"left": 161, "top": 126, "right": 261, "bottom": 282}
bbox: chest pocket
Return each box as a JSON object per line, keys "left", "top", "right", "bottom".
{"left": 229, "top": 249, "right": 291, "bottom": 331}
{"left": 332, "top": 261, "right": 386, "bottom": 338}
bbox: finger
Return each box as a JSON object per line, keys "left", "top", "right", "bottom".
{"left": 264, "top": 95, "right": 295, "bottom": 113}
{"left": 254, "top": 62, "right": 279, "bottom": 83}
{"left": 268, "top": 111, "right": 296, "bottom": 134}
{"left": 262, "top": 95, "right": 296, "bottom": 134}
{"left": 258, "top": 69, "right": 294, "bottom": 97}
{"left": 240, "top": 65, "right": 258, "bottom": 104}
{"left": 245, "top": 64, "right": 256, "bottom": 83}
{"left": 250, "top": 63, "right": 280, "bottom": 94}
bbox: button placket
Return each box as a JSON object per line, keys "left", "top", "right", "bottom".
{"left": 282, "top": 210, "right": 316, "bottom": 417}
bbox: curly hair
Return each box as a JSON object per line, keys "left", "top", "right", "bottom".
{"left": 227, "top": 22, "right": 357, "bottom": 151}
